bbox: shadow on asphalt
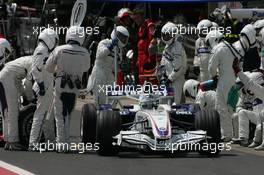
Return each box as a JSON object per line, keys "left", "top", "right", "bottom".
{"left": 117, "top": 152, "right": 238, "bottom": 159}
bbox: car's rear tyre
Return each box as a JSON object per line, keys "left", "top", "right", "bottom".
{"left": 81, "top": 103, "right": 97, "bottom": 144}
{"left": 96, "top": 109, "right": 121, "bottom": 156}
{"left": 195, "top": 109, "right": 221, "bottom": 157}
{"left": 18, "top": 104, "right": 46, "bottom": 147}
{"left": 18, "top": 104, "right": 36, "bottom": 147}
{"left": 0, "top": 117, "right": 4, "bottom": 147}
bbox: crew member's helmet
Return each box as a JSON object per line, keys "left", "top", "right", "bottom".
{"left": 205, "top": 30, "right": 224, "bottom": 49}
{"left": 183, "top": 79, "right": 200, "bottom": 99}
{"left": 161, "top": 22, "right": 177, "bottom": 45}
{"left": 39, "top": 28, "right": 59, "bottom": 51}
{"left": 110, "top": 26, "right": 129, "bottom": 48}
{"left": 66, "top": 26, "right": 85, "bottom": 45}
{"left": 240, "top": 24, "right": 257, "bottom": 49}
{"left": 197, "top": 19, "right": 213, "bottom": 38}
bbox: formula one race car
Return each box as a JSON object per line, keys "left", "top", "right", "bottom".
{"left": 81, "top": 90, "right": 221, "bottom": 157}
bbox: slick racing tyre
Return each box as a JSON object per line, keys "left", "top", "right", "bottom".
{"left": 18, "top": 104, "right": 36, "bottom": 147}
{"left": 0, "top": 115, "right": 4, "bottom": 147}
{"left": 96, "top": 109, "right": 121, "bottom": 156}
{"left": 81, "top": 103, "right": 97, "bottom": 144}
{"left": 195, "top": 109, "right": 221, "bottom": 157}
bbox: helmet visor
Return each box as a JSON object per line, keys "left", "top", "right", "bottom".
{"left": 199, "top": 28, "right": 209, "bottom": 38}
{"left": 117, "top": 31, "right": 129, "bottom": 45}
{"left": 161, "top": 32, "right": 173, "bottom": 42}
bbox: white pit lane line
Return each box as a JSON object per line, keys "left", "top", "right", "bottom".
{"left": 0, "top": 160, "right": 35, "bottom": 175}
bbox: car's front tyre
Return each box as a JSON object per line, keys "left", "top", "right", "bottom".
{"left": 81, "top": 103, "right": 97, "bottom": 144}
{"left": 195, "top": 109, "right": 221, "bottom": 157}
{"left": 96, "top": 109, "right": 121, "bottom": 156}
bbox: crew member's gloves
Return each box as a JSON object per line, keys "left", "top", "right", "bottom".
{"left": 107, "top": 38, "right": 118, "bottom": 51}
{"left": 232, "top": 57, "right": 241, "bottom": 76}
{"left": 165, "top": 79, "right": 172, "bottom": 87}
{"left": 38, "top": 82, "right": 45, "bottom": 96}
{"left": 193, "top": 66, "right": 200, "bottom": 76}
{"left": 212, "top": 75, "right": 218, "bottom": 84}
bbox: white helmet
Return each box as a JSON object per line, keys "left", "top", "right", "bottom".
{"left": 0, "top": 38, "right": 11, "bottom": 65}
{"left": 250, "top": 72, "right": 264, "bottom": 86}
{"left": 240, "top": 24, "right": 257, "bottom": 49}
{"left": 242, "top": 71, "right": 264, "bottom": 95}
{"left": 254, "top": 19, "right": 264, "bottom": 44}
{"left": 0, "top": 38, "right": 11, "bottom": 54}
{"left": 161, "top": 22, "right": 177, "bottom": 45}
{"left": 111, "top": 26, "right": 129, "bottom": 48}
{"left": 211, "top": 22, "right": 219, "bottom": 30}
{"left": 38, "top": 28, "right": 59, "bottom": 51}
{"left": 205, "top": 30, "right": 224, "bottom": 49}
{"left": 259, "top": 28, "right": 264, "bottom": 47}
{"left": 183, "top": 79, "right": 200, "bottom": 99}
{"left": 254, "top": 19, "right": 264, "bottom": 30}
{"left": 66, "top": 26, "right": 85, "bottom": 45}
{"left": 197, "top": 19, "right": 213, "bottom": 38}
{"left": 117, "top": 8, "right": 132, "bottom": 19}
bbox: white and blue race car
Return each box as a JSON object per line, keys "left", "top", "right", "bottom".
{"left": 81, "top": 90, "right": 221, "bottom": 157}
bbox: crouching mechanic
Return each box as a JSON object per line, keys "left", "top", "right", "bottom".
{"left": 160, "top": 22, "right": 187, "bottom": 104}
{"left": 209, "top": 24, "right": 257, "bottom": 141}
{"left": 0, "top": 38, "right": 12, "bottom": 71}
{"left": 28, "top": 28, "right": 59, "bottom": 150}
{"left": 231, "top": 72, "right": 261, "bottom": 142}
{"left": 233, "top": 61, "right": 264, "bottom": 149}
{"left": 45, "top": 26, "right": 90, "bottom": 152}
{"left": 183, "top": 79, "right": 216, "bottom": 110}
{"left": 87, "top": 26, "right": 129, "bottom": 105}
{"left": 0, "top": 56, "right": 34, "bottom": 150}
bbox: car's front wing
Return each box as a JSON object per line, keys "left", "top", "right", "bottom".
{"left": 113, "top": 130, "right": 208, "bottom": 151}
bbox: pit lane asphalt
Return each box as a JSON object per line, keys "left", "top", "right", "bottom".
{"left": 0, "top": 99, "right": 264, "bottom": 175}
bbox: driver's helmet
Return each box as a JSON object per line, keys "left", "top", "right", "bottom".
{"left": 139, "top": 94, "right": 154, "bottom": 109}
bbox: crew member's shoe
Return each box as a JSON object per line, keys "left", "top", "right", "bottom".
{"left": 237, "top": 137, "right": 249, "bottom": 147}
{"left": 221, "top": 137, "right": 232, "bottom": 142}
{"left": 231, "top": 138, "right": 240, "bottom": 144}
{"left": 4, "top": 142, "right": 10, "bottom": 150}
{"left": 254, "top": 143, "right": 264, "bottom": 151}
{"left": 5, "top": 142, "right": 26, "bottom": 151}
{"left": 28, "top": 144, "right": 40, "bottom": 152}
{"left": 248, "top": 142, "right": 261, "bottom": 148}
